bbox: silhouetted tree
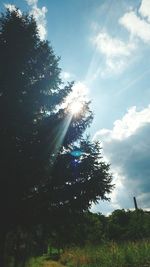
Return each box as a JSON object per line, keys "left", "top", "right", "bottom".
{"left": 50, "top": 140, "right": 112, "bottom": 213}
{"left": 0, "top": 8, "right": 113, "bottom": 265}
{"left": 0, "top": 8, "right": 74, "bottom": 265}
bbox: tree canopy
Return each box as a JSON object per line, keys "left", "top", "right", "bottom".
{"left": 0, "top": 9, "right": 113, "bottom": 265}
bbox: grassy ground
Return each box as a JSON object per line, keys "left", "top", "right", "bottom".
{"left": 26, "top": 241, "right": 150, "bottom": 267}
{"left": 43, "top": 261, "right": 66, "bottom": 267}
{"left": 26, "top": 257, "right": 65, "bottom": 267}
{"left": 60, "top": 241, "right": 150, "bottom": 267}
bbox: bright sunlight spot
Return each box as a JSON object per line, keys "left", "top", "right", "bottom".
{"left": 69, "top": 101, "right": 83, "bottom": 115}
{"left": 62, "top": 81, "right": 89, "bottom": 116}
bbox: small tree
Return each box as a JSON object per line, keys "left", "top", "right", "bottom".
{"left": 50, "top": 139, "right": 112, "bottom": 212}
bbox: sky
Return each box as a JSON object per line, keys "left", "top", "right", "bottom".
{"left": 1, "top": 0, "right": 150, "bottom": 214}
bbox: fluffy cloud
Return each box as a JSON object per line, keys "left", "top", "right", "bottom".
{"left": 120, "top": 11, "right": 150, "bottom": 43}
{"left": 26, "top": 0, "right": 47, "bottom": 40}
{"left": 95, "top": 106, "right": 150, "bottom": 141}
{"left": 92, "top": 0, "right": 150, "bottom": 76}
{"left": 61, "top": 71, "right": 72, "bottom": 81}
{"left": 93, "top": 31, "right": 136, "bottom": 75}
{"left": 93, "top": 106, "right": 150, "bottom": 210}
{"left": 120, "top": 0, "right": 150, "bottom": 44}
{"left": 4, "top": 4, "right": 22, "bottom": 16}
{"left": 139, "top": 0, "right": 150, "bottom": 21}
{"left": 94, "top": 32, "right": 134, "bottom": 58}
{"left": 26, "top": 0, "right": 38, "bottom": 5}
{"left": 4, "top": 3, "right": 16, "bottom": 11}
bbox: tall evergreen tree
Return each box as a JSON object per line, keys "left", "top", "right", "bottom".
{"left": 0, "top": 8, "right": 113, "bottom": 265}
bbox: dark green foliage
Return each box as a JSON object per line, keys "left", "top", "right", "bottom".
{"left": 0, "top": 8, "right": 93, "bottom": 228}
{"left": 0, "top": 8, "right": 67, "bottom": 228}
{"left": 3, "top": 209, "right": 150, "bottom": 266}
{"left": 42, "top": 209, "right": 149, "bottom": 251}
{"left": 107, "top": 209, "right": 150, "bottom": 241}
{"left": 49, "top": 140, "right": 113, "bottom": 213}
{"left": 73, "top": 212, "right": 105, "bottom": 245}
{"left": 0, "top": 7, "right": 113, "bottom": 266}
{"left": 49, "top": 210, "right": 150, "bottom": 248}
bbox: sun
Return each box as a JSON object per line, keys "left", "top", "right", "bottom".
{"left": 69, "top": 101, "right": 83, "bottom": 115}
{"left": 61, "top": 82, "right": 88, "bottom": 116}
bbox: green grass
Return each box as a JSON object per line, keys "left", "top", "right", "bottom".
{"left": 26, "top": 256, "right": 66, "bottom": 267}
{"left": 60, "top": 241, "right": 150, "bottom": 267}
{"left": 5, "top": 256, "right": 45, "bottom": 267}
{"left": 25, "top": 255, "right": 67, "bottom": 267}
{"left": 25, "top": 256, "right": 46, "bottom": 267}
{"left": 18, "top": 241, "right": 150, "bottom": 267}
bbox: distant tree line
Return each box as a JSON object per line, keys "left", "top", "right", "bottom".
{"left": 4, "top": 209, "right": 150, "bottom": 265}
{"left": 48, "top": 209, "right": 150, "bottom": 247}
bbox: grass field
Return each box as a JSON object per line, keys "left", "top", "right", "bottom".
{"left": 26, "top": 240, "right": 150, "bottom": 267}
{"left": 60, "top": 241, "right": 150, "bottom": 267}
{"left": 27, "top": 257, "right": 65, "bottom": 267}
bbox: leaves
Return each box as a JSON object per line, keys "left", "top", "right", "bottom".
{"left": 0, "top": 8, "right": 112, "bottom": 230}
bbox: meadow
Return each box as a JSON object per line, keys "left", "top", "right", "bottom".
{"left": 26, "top": 240, "right": 150, "bottom": 267}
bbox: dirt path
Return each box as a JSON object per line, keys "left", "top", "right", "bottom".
{"left": 43, "top": 260, "right": 66, "bottom": 267}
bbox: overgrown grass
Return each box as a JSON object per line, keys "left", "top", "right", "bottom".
{"left": 22, "top": 241, "right": 150, "bottom": 267}
{"left": 25, "top": 256, "right": 46, "bottom": 267}
{"left": 25, "top": 256, "right": 65, "bottom": 267}
{"left": 60, "top": 241, "right": 150, "bottom": 267}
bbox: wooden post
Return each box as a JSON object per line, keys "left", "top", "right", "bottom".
{"left": 133, "top": 196, "right": 138, "bottom": 210}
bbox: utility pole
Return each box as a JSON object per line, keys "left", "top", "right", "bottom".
{"left": 133, "top": 196, "right": 138, "bottom": 210}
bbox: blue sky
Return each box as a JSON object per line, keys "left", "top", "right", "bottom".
{"left": 1, "top": 0, "right": 150, "bottom": 214}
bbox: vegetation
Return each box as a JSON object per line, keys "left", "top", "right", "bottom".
{"left": 0, "top": 7, "right": 113, "bottom": 267}
{"left": 4, "top": 209, "right": 150, "bottom": 266}
{"left": 15, "top": 240, "right": 150, "bottom": 267}
{"left": 60, "top": 241, "right": 150, "bottom": 267}
{"left": 0, "top": 6, "right": 149, "bottom": 267}
{"left": 27, "top": 257, "right": 65, "bottom": 267}
{"left": 47, "top": 209, "right": 150, "bottom": 247}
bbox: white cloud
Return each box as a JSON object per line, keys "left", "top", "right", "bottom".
{"left": 26, "top": 0, "right": 47, "bottom": 40}
{"left": 93, "top": 31, "right": 136, "bottom": 74}
{"left": 4, "top": 3, "right": 16, "bottom": 11}
{"left": 94, "top": 32, "right": 134, "bottom": 57}
{"left": 26, "top": 0, "right": 38, "bottom": 5}
{"left": 91, "top": 0, "right": 150, "bottom": 77}
{"left": 4, "top": 4, "right": 22, "bottom": 16}
{"left": 61, "top": 71, "right": 72, "bottom": 81}
{"left": 94, "top": 105, "right": 150, "bottom": 141}
{"left": 31, "top": 6, "right": 47, "bottom": 40}
{"left": 71, "top": 81, "right": 89, "bottom": 98}
{"left": 119, "top": 0, "right": 150, "bottom": 44}
{"left": 139, "top": 0, "right": 150, "bottom": 21}
{"left": 94, "top": 105, "right": 150, "bottom": 211}
{"left": 120, "top": 11, "right": 150, "bottom": 43}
